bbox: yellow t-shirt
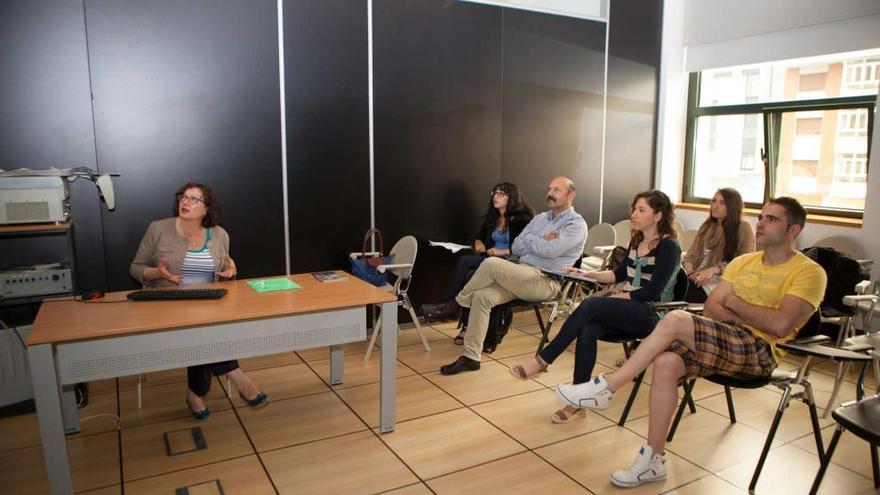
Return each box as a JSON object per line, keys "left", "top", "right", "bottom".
{"left": 722, "top": 251, "right": 827, "bottom": 362}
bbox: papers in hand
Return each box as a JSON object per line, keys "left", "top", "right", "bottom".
{"left": 429, "top": 241, "right": 472, "bottom": 253}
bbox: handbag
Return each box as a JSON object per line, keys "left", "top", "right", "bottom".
{"left": 351, "top": 228, "right": 390, "bottom": 286}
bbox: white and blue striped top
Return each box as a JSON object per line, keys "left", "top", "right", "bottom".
{"left": 180, "top": 228, "right": 215, "bottom": 285}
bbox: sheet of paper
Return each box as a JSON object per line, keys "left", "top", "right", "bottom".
{"left": 247, "top": 277, "right": 302, "bottom": 293}
{"left": 428, "top": 240, "right": 472, "bottom": 253}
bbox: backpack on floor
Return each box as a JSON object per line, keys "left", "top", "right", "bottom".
{"left": 482, "top": 304, "right": 514, "bottom": 354}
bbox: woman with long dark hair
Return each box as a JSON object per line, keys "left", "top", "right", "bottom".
{"left": 509, "top": 190, "right": 681, "bottom": 423}
{"left": 683, "top": 188, "right": 754, "bottom": 303}
{"left": 421, "top": 182, "right": 534, "bottom": 343}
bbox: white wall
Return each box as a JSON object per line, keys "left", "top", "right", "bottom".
{"left": 656, "top": 0, "right": 879, "bottom": 276}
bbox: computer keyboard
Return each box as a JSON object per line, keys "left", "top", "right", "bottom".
{"left": 126, "top": 288, "right": 228, "bottom": 301}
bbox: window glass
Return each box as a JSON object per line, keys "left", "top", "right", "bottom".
{"left": 691, "top": 114, "right": 765, "bottom": 203}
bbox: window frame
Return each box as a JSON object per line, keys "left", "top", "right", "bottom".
{"left": 682, "top": 72, "right": 875, "bottom": 219}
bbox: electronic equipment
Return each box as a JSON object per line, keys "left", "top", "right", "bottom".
{"left": 0, "top": 176, "right": 69, "bottom": 224}
{"left": 0, "top": 266, "right": 72, "bottom": 298}
{"left": 126, "top": 287, "right": 228, "bottom": 301}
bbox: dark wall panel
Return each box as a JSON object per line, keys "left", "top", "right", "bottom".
{"left": 86, "top": 0, "right": 284, "bottom": 289}
{"left": 501, "top": 10, "right": 607, "bottom": 225}
{"left": 374, "top": 0, "right": 503, "bottom": 307}
{"left": 602, "top": 0, "right": 663, "bottom": 223}
{"left": 284, "top": 0, "right": 370, "bottom": 273}
{"left": 0, "top": 1, "right": 108, "bottom": 293}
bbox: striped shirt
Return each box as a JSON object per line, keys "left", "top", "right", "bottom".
{"left": 613, "top": 237, "right": 681, "bottom": 302}
{"left": 180, "top": 228, "right": 215, "bottom": 285}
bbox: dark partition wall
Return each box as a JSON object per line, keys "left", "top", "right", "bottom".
{"left": 85, "top": 0, "right": 285, "bottom": 289}
{"left": 284, "top": 0, "right": 370, "bottom": 273}
{"left": 373, "top": 0, "right": 503, "bottom": 307}
{"left": 500, "top": 9, "right": 607, "bottom": 225}
{"left": 0, "top": 1, "right": 107, "bottom": 293}
{"left": 602, "top": 0, "right": 663, "bottom": 224}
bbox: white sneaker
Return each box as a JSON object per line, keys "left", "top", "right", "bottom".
{"left": 611, "top": 444, "right": 667, "bottom": 488}
{"left": 555, "top": 374, "right": 613, "bottom": 410}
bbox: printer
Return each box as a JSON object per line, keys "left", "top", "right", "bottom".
{"left": 0, "top": 167, "right": 117, "bottom": 225}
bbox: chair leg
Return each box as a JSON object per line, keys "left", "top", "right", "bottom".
{"left": 618, "top": 369, "right": 646, "bottom": 426}
{"left": 402, "top": 294, "right": 430, "bottom": 352}
{"left": 809, "top": 425, "right": 844, "bottom": 495}
{"left": 667, "top": 379, "right": 696, "bottom": 442}
{"left": 802, "top": 380, "right": 825, "bottom": 459}
{"left": 871, "top": 439, "right": 880, "bottom": 488}
{"left": 137, "top": 374, "right": 144, "bottom": 409}
{"left": 364, "top": 313, "right": 382, "bottom": 361}
{"left": 823, "top": 361, "right": 850, "bottom": 418}
{"left": 534, "top": 306, "right": 552, "bottom": 354}
{"left": 226, "top": 376, "right": 232, "bottom": 398}
{"left": 749, "top": 385, "right": 793, "bottom": 493}
{"left": 724, "top": 386, "right": 737, "bottom": 423}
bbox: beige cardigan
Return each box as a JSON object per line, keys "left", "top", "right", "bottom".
{"left": 684, "top": 220, "right": 755, "bottom": 274}
{"left": 130, "top": 217, "right": 231, "bottom": 288}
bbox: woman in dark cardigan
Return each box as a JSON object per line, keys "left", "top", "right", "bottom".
{"left": 421, "top": 182, "right": 534, "bottom": 343}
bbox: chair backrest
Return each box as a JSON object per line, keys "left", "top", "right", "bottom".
{"left": 673, "top": 218, "right": 686, "bottom": 237}
{"left": 679, "top": 229, "right": 699, "bottom": 254}
{"left": 388, "top": 236, "right": 418, "bottom": 280}
{"left": 813, "top": 236, "right": 866, "bottom": 260}
{"left": 584, "top": 223, "right": 616, "bottom": 255}
{"left": 612, "top": 219, "right": 632, "bottom": 248}
{"left": 672, "top": 265, "right": 689, "bottom": 301}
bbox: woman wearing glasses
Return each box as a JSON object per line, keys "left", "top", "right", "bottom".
{"left": 130, "top": 182, "right": 267, "bottom": 420}
{"left": 421, "top": 182, "right": 534, "bottom": 343}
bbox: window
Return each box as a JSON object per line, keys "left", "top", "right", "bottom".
{"left": 684, "top": 49, "right": 878, "bottom": 217}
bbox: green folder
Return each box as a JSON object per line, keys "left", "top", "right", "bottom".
{"left": 247, "top": 277, "right": 302, "bottom": 293}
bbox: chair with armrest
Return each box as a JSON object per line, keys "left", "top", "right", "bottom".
{"left": 581, "top": 223, "right": 617, "bottom": 271}
{"left": 353, "top": 235, "right": 430, "bottom": 361}
{"left": 665, "top": 312, "right": 874, "bottom": 493}
{"left": 612, "top": 219, "right": 632, "bottom": 249}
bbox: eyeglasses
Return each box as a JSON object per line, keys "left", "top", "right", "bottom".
{"left": 177, "top": 194, "right": 205, "bottom": 205}
{"left": 491, "top": 190, "right": 509, "bottom": 197}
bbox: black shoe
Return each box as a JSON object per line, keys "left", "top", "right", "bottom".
{"left": 440, "top": 356, "right": 481, "bottom": 375}
{"left": 186, "top": 400, "right": 210, "bottom": 421}
{"left": 421, "top": 300, "right": 461, "bottom": 321}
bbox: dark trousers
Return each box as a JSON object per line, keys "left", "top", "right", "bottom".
{"left": 188, "top": 360, "right": 239, "bottom": 397}
{"left": 446, "top": 253, "right": 488, "bottom": 300}
{"left": 685, "top": 279, "right": 708, "bottom": 303}
{"left": 538, "top": 297, "right": 660, "bottom": 384}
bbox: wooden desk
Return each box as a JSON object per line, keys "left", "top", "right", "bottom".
{"left": 27, "top": 273, "right": 398, "bottom": 495}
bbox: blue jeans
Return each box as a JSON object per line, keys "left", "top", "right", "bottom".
{"left": 538, "top": 297, "right": 660, "bottom": 384}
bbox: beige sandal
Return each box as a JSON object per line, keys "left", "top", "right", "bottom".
{"left": 508, "top": 356, "right": 548, "bottom": 380}
{"left": 551, "top": 406, "right": 583, "bottom": 424}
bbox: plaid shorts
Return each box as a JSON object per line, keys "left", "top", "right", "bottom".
{"left": 667, "top": 314, "right": 776, "bottom": 381}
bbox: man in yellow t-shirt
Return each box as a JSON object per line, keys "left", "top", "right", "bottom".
{"left": 553, "top": 197, "right": 827, "bottom": 488}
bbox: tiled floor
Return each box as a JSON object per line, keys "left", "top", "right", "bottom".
{"left": 1, "top": 311, "right": 878, "bottom": 494}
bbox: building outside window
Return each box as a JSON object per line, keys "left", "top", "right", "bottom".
{"left": 684, "top": 49, "right": 879, "bottom": 216}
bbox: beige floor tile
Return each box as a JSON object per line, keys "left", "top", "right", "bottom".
{"left": 498, "top": 353, "right": 613, "bottom": 389}
{"left": 0, "top": 431, "right": 120, "bottom": 493}
{"left": 0, "top": 410, "right": 42, "bottom": 453}
{"left": 593, "top": 380, "right": 653, "bottom": 425}
{"left": 121, "top": 409, "right": 253, "bottom": 481}
{"left": 239, "top": 391, "right": 366, "bottom": 452}
{"left": 262, "top": 430, "right": 418, "bottom": 495}
{"left": 424, "top": 361, "right": 544, "bottom": 405}
{"left": 393, "top": 326, "right": 451, "bottom": 347}
{"left": 309, "top": 352, "right": 417, "bottom": 389}
{"left": 627, "top": 406, "right": 780, "bottom": 473}
{"left": 397, "top": 339, "right": 467, "bottom": 373}
{"left": 296, "top": 340, "right": 371, "bottom": 362}
{"left": 123, "top": 455, "right": 275, "bottom": 494}
{"left": 427, "top": 451, "right": 586, "bottom": 494}
{"left": 119, "top": 379, "right": 231, "bottom": 429}
{"left": 536, "top": 427, "right": 708, "bottom": 495}
{"left": 238, "top": 351, "right": 302, "bottom": 371}
{"left": 336, "top": 374, "right": 462, "bottom": 428}
{"left": 791, "top": 423, "right": 879, "bottom": 479}
{"left": 696, "top": 386, "right": 833, "bottom": 443}
{"left": 75, "top": 390, "right": 123, "bottom": 436}
{"left": 379, "top": 408, "right": 525, "bottom": 480}
{"left": 228, "top": 363, "right": 328, "bottom": 406}
{"left": 471, "top": 389, "right": 615, "bottom": 449}
{"left": 805, "top": 368, "right": 862, "bottom": 412}
{"left": 428, "top": 320, "right": 465, "bottom": 338}
{"left": 484, "top": 329, "right": 542, "bottom": 359}
{"left": 716, "top": 444, "right": 874, "bottom": 494}
{"left": 381, "top": 482, "right": 435, "bottom": 494}
{"left": 661, "top": 475, "right": 744, "bottom": 495}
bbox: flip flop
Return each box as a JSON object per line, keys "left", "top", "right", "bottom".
{"left": 551, "top": 406, "right": 583, "bottom": 424}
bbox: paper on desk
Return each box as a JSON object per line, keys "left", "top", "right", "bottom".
{"left": 429, "top": 241, "right": 472, "bottom": 253}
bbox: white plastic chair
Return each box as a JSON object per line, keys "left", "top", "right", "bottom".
{"left": 679, "top": 229, "right": 699, "bottom": 256}
{"left": 352, "top": 235, "right": 430, "bottom": 360}
{"left": 673, "top": 218, "right": 686, "bottom": 237}
{"left": 581, "top": 223, "right": 617, "bottom": 271}
{"left": 612, "top": 219, "right": 632, "bottom": 248}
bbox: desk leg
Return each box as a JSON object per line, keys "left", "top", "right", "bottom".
{"left": 379, "top": 301, "right": 397, "bottom": 433}
{"left": 61, "top": 385, "right": 80, "bottom": 433}
{"left": 330, "top": 344, "right": 344, "bottom": 385}
{"left": 29, "top": 344, "right": 74, "bottom": 495}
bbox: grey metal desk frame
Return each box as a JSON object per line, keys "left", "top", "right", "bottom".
{"left": 28, "top": 300, "right": 398, "bottom": 494}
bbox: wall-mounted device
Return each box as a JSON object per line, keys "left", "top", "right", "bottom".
{"left": 0, "top": 167, "right": 119, "bottom": 225}
{"left": 0, "top": 265, "right": 72, "bottom": 298}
